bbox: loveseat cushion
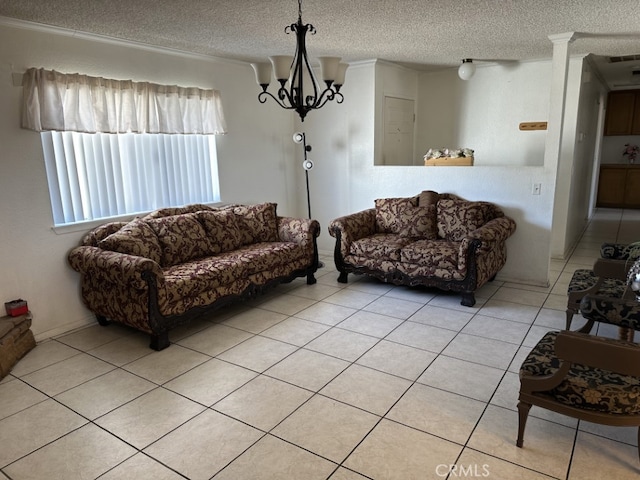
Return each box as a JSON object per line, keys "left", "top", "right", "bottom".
{"left": 98, "top": 218, "right": 163, "bottom": 264}
{"left": 400, "top": 239, "right": 460, "bottom": 271}
{"left": 437, "top": 198, "right": 493, "bottom": 241}
{"left": 375, "top": 197, "right": 417, "bottom": 233}
{"left": 234, "top": 203, "right": 279, "bottom": 245}
{"left": 375, "top": 196, "right": 436, "bottom": 239}
{"left": 398, "top": 204, "right": 438, "bottom": 239}
{"left": 146, "top": 213, "right": 214, "bottom": 267}
{"left": 197, "top": 209, "right": 243, "bottom": 254}
{"left": 350, "top": 233, "right": 413, "bottom": 261}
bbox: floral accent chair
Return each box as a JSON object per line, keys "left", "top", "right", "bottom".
{"left": 565, "top": 241, "right": 640, "bottom": 337}
{"left": 517, "top": 259, "right": 640, "bottom": 462}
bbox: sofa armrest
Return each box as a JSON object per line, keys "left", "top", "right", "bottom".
{"left": 328, "top": 208, "right": 377, "bottom": 257}
{"left": 68, "top": 246, "right": 165, "bottom": 291}
{"left": 277, "top": 217, "right": 320, "bottom": 246}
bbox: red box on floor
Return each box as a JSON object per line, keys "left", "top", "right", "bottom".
{"left": 4, "top": 299, "right": 28, "bottom": 317}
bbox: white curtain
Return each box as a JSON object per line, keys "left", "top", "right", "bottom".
{"left": 22, "top": 68, "right": 227, "bottom": 135}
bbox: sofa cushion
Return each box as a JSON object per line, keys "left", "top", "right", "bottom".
{"left": 350, "top": 233, "right": 413, "bottom": 261}
{"left": 375, "top": 196, "right": 419, "bottom": 234}
{"left": 146, "top": 213, "right": 214, "bottom": 267}
{"left": 234, "top": 203, "right": 279, "bottom": 245}
{"left": 226, "top": 242, "right": 308, "bottom": 275}
{"left": 143, "top": 203, "right": 213, "bottom": 219}
{"left": 197, "top": 209, "right": 244, "bottom": 254}
{"left": 98, "top": 218, "right": 162, "bottom": 264}
{"left": 437, "top": 198, "right": 492, "bottom": 241}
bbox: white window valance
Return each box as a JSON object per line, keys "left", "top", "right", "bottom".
{"left": 21, "top": 67, "right": 227, "bottom": 135}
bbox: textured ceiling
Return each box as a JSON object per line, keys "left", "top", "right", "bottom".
{"left": 2, "top": 0, "right": 640, "bottom": 87}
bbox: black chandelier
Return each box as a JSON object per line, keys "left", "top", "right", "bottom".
{"left": 251, "top": 0, "right": 348, "bottom": 122}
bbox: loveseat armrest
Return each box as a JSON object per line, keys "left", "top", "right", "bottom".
{"left": 68, "top": 246, "right": 165, "bottom": 291}
{"left": 328, "top": 208, "right": 377, "bottom": 258}
{"left": 459, "top": 216, "right": 517, "bottom": 257}
{"left": 277, "top": 216, "right": 321, "bottom": 245}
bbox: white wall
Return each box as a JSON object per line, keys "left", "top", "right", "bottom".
{"left": 416, "top": 61, "right": 552, "bottom": 167}
{"left": 551, "top": 56, "right": 608, "bottom": 258}
{"left": 0, "top": 21, "right": 298, "bottom": 340}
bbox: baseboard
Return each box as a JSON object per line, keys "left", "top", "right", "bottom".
{"left": 33, "top": 314, "right": 95, "bottom": 343}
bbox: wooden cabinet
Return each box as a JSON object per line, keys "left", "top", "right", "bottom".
{"left": 604, "top": 90, "right": 640, "bottom": 136}
{"left": 597, "top": 165, "right": 640, "bottom": 208}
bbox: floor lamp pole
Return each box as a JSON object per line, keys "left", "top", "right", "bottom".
{"left": 293, "top": 132, "right": 314, "bottom": 219}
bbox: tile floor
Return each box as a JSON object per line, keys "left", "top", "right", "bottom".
{"left": 2, "top": 208, "right": 640, "bottom": 479}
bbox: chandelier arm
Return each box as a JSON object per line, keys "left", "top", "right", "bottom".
{"left": 312, "top": 88, "right": 342, "bottom": 109}
{"left": 257, "top": 90, "right": 294, "bottom": 110}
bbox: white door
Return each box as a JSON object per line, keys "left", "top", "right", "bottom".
{"left": 383, "top": 96, "right": 415, "bottom": 165}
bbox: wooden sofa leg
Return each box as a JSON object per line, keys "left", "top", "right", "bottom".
{"left": 338, "top": 272, "right": 349, "bottom": 283}
{"left": 516, "top": 401, "right": 532, "bottom": 447}
{"left": 307, "top": 273, "right": 317, "bottom": 285}
{"left": 460, "top": 292, "right": 476, "bottom": 307}
{"left": 150, "top": 332, "right": 170, "bottom": 351}
{"left": 96, "top": 315, "right": 111, "bottom": 326}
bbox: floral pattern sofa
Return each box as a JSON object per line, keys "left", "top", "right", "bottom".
{"left": 68, "top": 202, "right": 320, "bottom": 350}
{"left": 328, "top": 191, "right": 516, "bottom": 306}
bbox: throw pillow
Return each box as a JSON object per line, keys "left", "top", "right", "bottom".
{"left": 419, "top": 190, "right": 440, "bottom": 207}
{"left": 146, "top": 213, "right": 214, "bottom": 266}
{"left": 197, "top": 209, "right": 243, "bottom": 253}
{"left": 437, "top": 198, "right": 491, "bottom": 241}
{"left": 233, "top": 203, "right": 279, "bottom": 244}
{"left": 98, "top": 217, "right": 163, "bottom": 264}
{"left": 397, "top": 204, "right": 438, "bottom": 239}
{"left": 375, "top": 197, "right": 418, "bottom": 233}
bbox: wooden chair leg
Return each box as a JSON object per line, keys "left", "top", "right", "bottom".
{"left": 565, "top": 309, "right": 574, "bottom": 330}
{"left": 516, "top": 400, "right": 532, "bottom": 447}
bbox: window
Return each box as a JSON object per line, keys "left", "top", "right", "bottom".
{"left": 41, "top": 131, "right": 220, "bottom": 225}
{"left": 20, "top": 67, "right": 228, "bottom": 226}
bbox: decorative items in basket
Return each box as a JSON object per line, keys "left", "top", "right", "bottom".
{"left": 424, "top": 148, "right": 474, "bottom": 166}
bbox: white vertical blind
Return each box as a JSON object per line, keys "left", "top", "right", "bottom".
{"left": 41, "top": 131, "right": 220, "bottom": 225}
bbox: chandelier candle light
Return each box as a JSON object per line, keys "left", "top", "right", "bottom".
{"left": 251, "top": 0, "right": 348, "bottom": 122}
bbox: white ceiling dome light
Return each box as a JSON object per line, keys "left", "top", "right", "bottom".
{"left": 458, "top": 59, "right": 476, "bottom": 80}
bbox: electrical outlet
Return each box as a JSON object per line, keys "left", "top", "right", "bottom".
{"left": 532, "top": 183, "right": 541, "bottom": 195}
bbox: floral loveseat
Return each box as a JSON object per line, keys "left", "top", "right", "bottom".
{"left": 328, "top": 191, "right": 516, "bottom": 306}
{"left": 68, "top": 203, "right": 320, "bottom": 350}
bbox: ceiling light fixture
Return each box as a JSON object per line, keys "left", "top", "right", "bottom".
{"left": 458, "top": 59, "right": 476, "bottom": 80}
{"left": 251, "top": 0, "right": 348, "bottom": 122}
